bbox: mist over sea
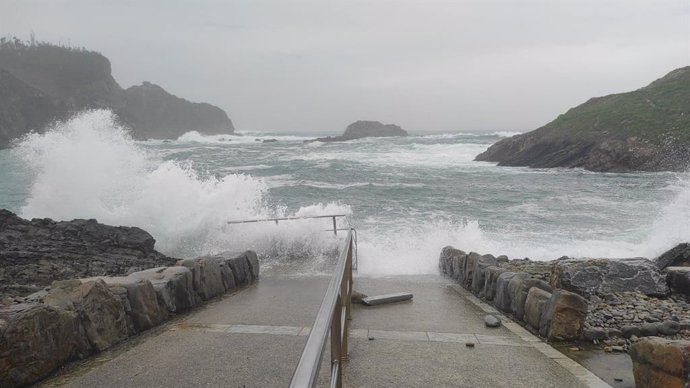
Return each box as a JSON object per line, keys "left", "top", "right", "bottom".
{"left": 0, "top": 110, "right": 688, "bottom": 275}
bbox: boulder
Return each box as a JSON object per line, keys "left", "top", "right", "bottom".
{"left": 629, "top": 337, "right": 690, "bottom": 388}
{"left": 451, "top": 252, "right": 467, "bottom": 282}
{"left": 484, "top": 314, "right": 501, "bottom": 328}
{"left": 226, "top": 253, "right": 253, "bottom": 287}
{"left": 472, "top": 254, "right": 497, "bottom": 297}
{"left": 658, "top": 321, "right": 681, "bottom": 336}
{"left": 622, "top": 325, "right": 642, "bottom": 338}
{"left": 463, "top": 252, "right": 481, "bottom": 289}
{"left": 524, "top": 287, "right": 552, "bottom": 330}
{"left": 177, "top": 257, "right": 226, "bottom": 300}
{"left": 508, "top": 275, "right": 551, "bottom": 320}
{"left": 43, "top": 279, "right": 129, "bottom": 352}
{"left": 581, "top": 326, "right": 608, "bottom": 341}
{"left": 539, "top": 289, "right": 588, "bottom": 341}
{"left": 494, "top": 272, "right": 519, "bottom": 312}
{"left": 439, "top": 246, "right": 461, "bottom": 276}
{"left": 245, "top": 250, "right": 260, "bottom": 282}
{"left": 482, "top": 266, "right": 507, "bottom": 302}
{"left": 0, "top": 303, "right": 91, "bottom": 387}
{"left": 84, "top": 276, "right": 167, "bottom": 332}
{"left": 551, "top": 258, "right": 669, "bottom": 297}
{"left": 655, "top": 243, "right": 690, "bottom": 270}
{"left": 129, "top": 267, "right": 198, "bottom": 313}
{"left": 666, "top": 267, "right": 690, "bottom": 296}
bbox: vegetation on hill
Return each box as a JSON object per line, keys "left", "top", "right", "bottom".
{"left": 475, "top": 67, "right": 690, "bottom": 172}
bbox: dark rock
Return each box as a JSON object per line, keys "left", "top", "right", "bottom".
{"left": 0, "top": 209, "right": 176, "bottom": 299}
{"left": 655, "top": 243, "right": 690, "bottom": 270}
{"left": 463, "top": 252, "right": 481, "bottom": 290}
{"left": 494, "top": 272, "right": 519, "bottom": 312}
{"left": 262, "top": 139, "right": 277, "bottom": 143}
{"left": 484, "top": 314, "right": 501, "bottom": 328}
{"left": 667, "top": 267, "right": 690, "bottom": 296}
{"left": 551, "top": 257, "right": 669, "bottom": 297}
{"left": 582, "top": 327, "right": 608, "bottom": 341}
{"left": 524, "top": 287, "right": 552, "bottom": 330}
{"left": 472, "top": 254, "right": 497, "bottom": 297}
{"left": 310, "top": 120, "right": 408, "bottom": 143}
{"left": 508, "top": 276, "right": 552, "bottom": 321}
{"left": 177, "top": 256, "right": 226, "bottom": 300}
{"left": 640, "top": 323, "right": 659, "bottom": 337}
{"left": 621, "top": 325, "right": 642, "bottom": 338}
{"left": 657, "top": 320, "right": 681, "bottom": 336}
{"left": 482, "top": 266, "right": 507, "bottom": 302}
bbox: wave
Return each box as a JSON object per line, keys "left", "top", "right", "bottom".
{"left": 13, "top": 110, "right": 350, "bottom": 269}
{"left": 174, "top": 130, "right": 313, "bottom": 144}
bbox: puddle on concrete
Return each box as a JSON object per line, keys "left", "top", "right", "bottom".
{"left": 554, "top": 343, "right": 635, "bottom": 388}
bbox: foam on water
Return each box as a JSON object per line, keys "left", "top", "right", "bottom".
{"left": 8, "top": 109, "right": 690, "bottom": 277}
{"left": 13, "top": 110, "right": 348, "bottom": 266}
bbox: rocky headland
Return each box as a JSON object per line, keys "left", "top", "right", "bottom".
{"left": 308, "top": 120, "right": 408, "bottom": 142}
{"left": 0, "top": 38, "right": 234, "bottom": 148}
{"left": 0, "top": 209, "right": 259, "bottom": 387}
{"left": 475, "top": 66, "right": 690, "bottom": 172}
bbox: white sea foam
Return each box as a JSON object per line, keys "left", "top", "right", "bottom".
{"left": 175, "top": 130, "right": 313, "bottom": 144}
{"left": 13, "top": 110, "right": 349, "bottom": 267}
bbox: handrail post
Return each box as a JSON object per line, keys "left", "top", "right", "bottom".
{"left": 332, "top": 216, "right": 337, "bottom": 235}
{"left": 331, "top": 296, "right": 343, "bottom": 388}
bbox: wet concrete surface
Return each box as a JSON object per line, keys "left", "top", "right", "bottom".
{"left": 556, "top": 345, "right": 635, "bottom": 388}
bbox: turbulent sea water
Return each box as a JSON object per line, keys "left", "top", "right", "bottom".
{"left": 0, "top": 110, "right": 688, "bottom": 275}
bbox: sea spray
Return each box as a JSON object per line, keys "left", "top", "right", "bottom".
{"left": 13, "top": 110, "right": 350, "bottom": 267}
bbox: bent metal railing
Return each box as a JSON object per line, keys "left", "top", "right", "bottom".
{"left": 227, "top": 214, "right": 348, "bottom": 235}
{"left": 289, "top": 229, "right": 354, "bottom": 388}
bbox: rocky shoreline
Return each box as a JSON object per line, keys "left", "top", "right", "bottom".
{"left": 439, "top": 243, "right": 690, "bottom": 387}
{"left": 0, "top": 210, "right": 260, "bottom": 388}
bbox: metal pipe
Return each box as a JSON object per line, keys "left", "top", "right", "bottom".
{"left": 227, "top": 214, "right": 348, "bottom": 224}
{"left": 289, "top": 229, "right": 354, "bottom": 388}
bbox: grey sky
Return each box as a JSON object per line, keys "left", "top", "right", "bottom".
{"left": 2, "top": 0, "right": 688, "bottom": 133}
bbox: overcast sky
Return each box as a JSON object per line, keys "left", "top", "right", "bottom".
{"left": 2, "top": 0, "right": 688, "bottom": 133}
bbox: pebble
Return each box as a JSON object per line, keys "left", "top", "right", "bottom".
{"left": 484, "top": 314, "right": 501, "bottom": 328}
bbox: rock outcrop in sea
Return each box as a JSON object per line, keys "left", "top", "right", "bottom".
{"left": 309, "top": 120, "right": 408, "bottom": 142}
{"left": 475, "top": 66, "right": 690, "bottom": 172}
{"left": 0, "top": 38, "right": 234, "bottom": 148}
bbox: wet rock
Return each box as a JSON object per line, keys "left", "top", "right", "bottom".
{"left": 657, "top": 320, "right": 681, "bottom": 336}
{"left": 640, "top": 323, "right": 659, "bottom": 337}
{"left": 0, "top": 303, "right": 91, "bottom": 387}
{"left": 508, "top": 276, "right": 551, "bottom": 321}
{"left": 621, "top": 325, "right": 642, "bottom": 338}
{"left": 539, "top": 289, "right": 588, "bottom": 341}
{"left": 0, "top": 209, "right": 176, "bottom": 299}
{"left": 472, "top": 254, "right": 497, "bottom": 297}
{"left": 484, "top": 314, "right": 501, "bottom": 328}
{"left": 524, "top": 287, "right": 552, "bottom": 330}
{"left": 630, "top": 337, "right": 690, "bottom": 388}
{"left": 655, "top": 243, "right": 690, "bottom": 270}
{"left": 551, "top": 258, "right": 670, "bottom": 297}
{"left": 482, "top": 266, "right": 507, "bottom": 302}
{"left": 43, "top": 279, "right": 129, "bottom": 351}
{"left": 178, "top": 257, "right": 226, "bottom": 300}
{"left": 463, "top": 252, "right": 481, "bottom": 289}
{"left": 494, "top": 272, "right": 519, "bottom": 312}
{"left": 582, "top": 327, "right": 607, "bottom": 341}
{"left": 666, "top": 267, "right": 690, "bottom": 296}
{"left": 130, "top": 267, "right": 198, "bottom": 313}
{"left": 83, "top": 276, "right": 166, "bottom": 332}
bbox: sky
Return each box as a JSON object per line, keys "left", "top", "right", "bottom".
{"left": 1, "top": 0, "right": 688, "bottom": 133}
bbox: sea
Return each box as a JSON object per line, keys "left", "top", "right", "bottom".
{"left": 0, "top": 110, "right": 688, "bottom": 275}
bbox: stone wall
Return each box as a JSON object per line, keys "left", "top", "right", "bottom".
{"left": 0, "top": 251, "right": 259, "bottom": 388}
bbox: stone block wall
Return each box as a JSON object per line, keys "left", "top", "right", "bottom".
{"left": 0, "top": 251, "right": 259, "bottom": 388}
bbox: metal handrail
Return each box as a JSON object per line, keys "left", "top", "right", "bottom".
{"left": 289, "top": 229, "right": 354, "bottom": 388}
{"left": 227, "top": 214, "right": 349, "bottom": 235}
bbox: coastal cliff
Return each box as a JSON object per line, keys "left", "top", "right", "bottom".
{"left": 310, "top": 120, "right": 408, "bottom": 142}
{"left": 475, "top": 67, "right": 690, "bottom": 172}
{"left": 0, "top": 39, "right": 234, "bottom": 148}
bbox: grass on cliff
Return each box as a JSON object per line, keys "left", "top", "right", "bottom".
{"left": 538, "top": 67, "right": 690, "bottom": 144}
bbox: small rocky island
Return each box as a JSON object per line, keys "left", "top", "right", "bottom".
{"left": 475, "top": 66, "right": 690, "bottom": 172}
{"left": 0, "top": 38, "right": 234, "bottom": 148}
{"left": 309, "top": 120, "right": 408, "bottom": 142}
